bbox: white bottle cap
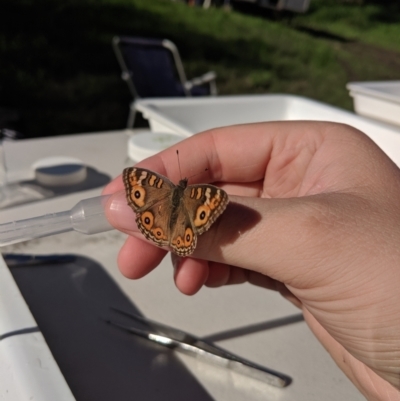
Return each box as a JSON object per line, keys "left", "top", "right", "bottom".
{"left": 128, "top": 132, "right": 184, "bottom": 162}
{"left": 32, "top": 156, "right": 87, "bottom": 187}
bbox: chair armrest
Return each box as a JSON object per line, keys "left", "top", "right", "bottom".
{"left": 187, "top": 71, "right": 216, "bottom": 86}
{"left": 121, "top": 71, "right": 131, "bottom": 81}
{"left": 185, "top": 71, "right": 217, "bottom": 96}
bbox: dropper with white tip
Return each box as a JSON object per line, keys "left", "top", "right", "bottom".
{"left": 0, "top": 195, "right": 114, "bottom": 247}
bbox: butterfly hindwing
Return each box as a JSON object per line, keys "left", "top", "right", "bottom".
{"left": 135, "top": 198, "right": 171, "bottom": 248}
{"left": 170, "top": 206, "right": 198, "bottom": 256}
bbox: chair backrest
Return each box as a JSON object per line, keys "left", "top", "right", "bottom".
{"left": 112, "top": 36, "right": 189, "bottom": 99}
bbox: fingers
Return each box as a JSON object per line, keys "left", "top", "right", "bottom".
{"left": 173, "top": 255, "right": 302, "bottom": 307}
{"left": 172, "top": 256, "right": 209, "bottom": 295}
{"left": 104, "top": 120, "right": 392, "bottom": 200}
{"left": 171, "top": 257, "right": 253, "bottom": 295}
{"left": 106, "top": 192, "right": 168, "bottom": 279}
{"left": 103, "top": 121, "right": 324, "bottom": 193}
{"left": 204, "top": 261, "right": 249, "bottom": 287}
{"left": 118, "top": 236, "right": 167, "bottom": 279}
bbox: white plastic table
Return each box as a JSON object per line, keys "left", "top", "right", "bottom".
{"left": 0, "top": 123, "right": 374, "bottom": 401}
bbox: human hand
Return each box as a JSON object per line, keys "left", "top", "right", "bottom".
{"left": 104, "top": 121, "right": 400, "bottom": 400}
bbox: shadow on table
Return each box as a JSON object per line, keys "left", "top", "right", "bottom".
{"left": 203, "top": 314, "right": 304, "bottom": 343}
{"left": 8, "top": 254, "right": 214, "bottom": 401}
{"left": 0, "top": 166, "right": 111, "bottom": 209}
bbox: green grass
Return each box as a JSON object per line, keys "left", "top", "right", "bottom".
{"left": 0, "top": 0, "right": 399, "bottom": 137}
{"left": 293, "top": 0, "right": 400, "bottom": 52}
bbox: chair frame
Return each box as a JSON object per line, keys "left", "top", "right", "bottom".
{"left": 112, "top": 36, "right": 217, "bottom": 128}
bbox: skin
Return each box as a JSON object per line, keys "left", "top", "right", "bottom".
{"left": 104, "top": 121, "right": 400, "bottom": 400}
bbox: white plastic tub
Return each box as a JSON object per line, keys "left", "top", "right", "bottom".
{"left": 347, "top": 81, "right": 400, "bottom": 127}
{"left": 135, "top": 94, "right": 400, "bottom": 166}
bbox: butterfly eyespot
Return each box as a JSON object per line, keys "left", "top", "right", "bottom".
{"left": 184, "top": 228, "right": 193, "bottom": 246}
{"left": 141, "top": 211, "right": 154, "bottom": 229}
{"left": 172, "top": 236, "right": 184, "bottom": 248}
{"left": 129, "top": 185, "right": 146, "bottom": 207}
{"left": 151, "top": 227, "right": 165, "bottom": 240}
{"left": 194, "top": 205, "right": 210, "bottom": 227}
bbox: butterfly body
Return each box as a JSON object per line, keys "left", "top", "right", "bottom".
{"left": 123, "top": 167, "right": 229, "bottom": 256}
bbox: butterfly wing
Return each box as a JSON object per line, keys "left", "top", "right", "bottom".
{"left": 169, "top": 207, "right": 198, "bottom": 256}
{"left": 168, "top": 184, "right": 229, "bottom": 255}
{"left": 123, "top": 168, "right": 229, "bottom": 256}
{"left": 123, "top": 167, "right": 175, "bottom": 247}
{"left": 184, "top": 184, "right": 229, "bottom": 235}
{"left": 123, "top": 167, "right": 174, "bottom": 212}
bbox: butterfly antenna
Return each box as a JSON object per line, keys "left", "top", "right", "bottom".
{"left": 176, "top": 150, "right": 183, "bottom": 179}
{"left": 187, "top": 168, "right": 209, "bottom": 182}
{"left": 176, "top": 150, "right": 208, "bottom": 182}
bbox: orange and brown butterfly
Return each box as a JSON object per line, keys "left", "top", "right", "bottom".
{"left": 122, "top": 167, "right": 229, "bottom": 256}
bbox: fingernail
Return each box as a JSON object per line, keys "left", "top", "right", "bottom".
{"left": 171, "top": 254, "right": 182, "bottom": 272}
{"left": 105, "top": 190, "right": 138, "bottom": 232}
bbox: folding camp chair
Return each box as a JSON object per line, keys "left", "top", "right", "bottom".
{"left": 112, "top": 36, "right": 217, "bottom": 128}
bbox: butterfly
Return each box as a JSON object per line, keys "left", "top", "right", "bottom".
{"left": 123, "top": 167, "right": 229, "bottom": 256}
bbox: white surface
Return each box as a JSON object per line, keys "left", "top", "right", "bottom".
{"left": 0, "top": 230, "right": 362, "bottom": 401}
{"left": 2, "top": 129, "right": 133, "bottom": 184}
{"left": 347, "top": 80, "right": 400, "bottom": 127}
{"left": 0, "top": 142, "right": 6, "bottom": 186}
{"left": 135, "top": 94, "right": 400, "bottom": 166}
{"left": 0, "top": 129, "right": 131, "bottom": 401}
{"left": 0, "top": 255, "right": 75, "bottom": 401}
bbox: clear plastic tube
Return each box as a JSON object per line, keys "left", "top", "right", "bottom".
{"left": 0, "top": 195, "right": 113, "bottom": 246}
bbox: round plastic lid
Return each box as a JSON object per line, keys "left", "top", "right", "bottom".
{"left": 32, "top": 156, "right": 87, "bottom": 187}
{"left": 128, "top": 132, "right": 184, "bottom": 162}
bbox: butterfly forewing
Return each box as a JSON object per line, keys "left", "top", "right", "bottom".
{"left": 184, "top": 184, "right": 229, "bottom": 235}
{"left": 123, "top": 167, "right": 173, "bottom": 213}
{"left": 124, "top": 168, "right": 174, "bottom": 247}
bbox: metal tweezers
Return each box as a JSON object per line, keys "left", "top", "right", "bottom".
{"left": 106, "top": 307, "right": 291, "bottom": 388}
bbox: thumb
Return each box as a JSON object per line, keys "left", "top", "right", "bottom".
{"left": 192, "top": 191, "right": 362, "bottom": 289}
{"left": 106, "top": 189, "right": 357, "bottom": 290}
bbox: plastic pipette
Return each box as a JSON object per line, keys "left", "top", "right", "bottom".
{"left": 0, "top": 195, "right": 114, "bottom": 247}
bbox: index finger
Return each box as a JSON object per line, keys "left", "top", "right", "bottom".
{"left": 103, "top": 121, "right": 315, "bottom": 195}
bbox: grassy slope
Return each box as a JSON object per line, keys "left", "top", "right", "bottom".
{"left": 293, "top": 0, "right": 400, "bottom": 52}
{"left": 0, "top": 0, "right": 399, "bottom": 137}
